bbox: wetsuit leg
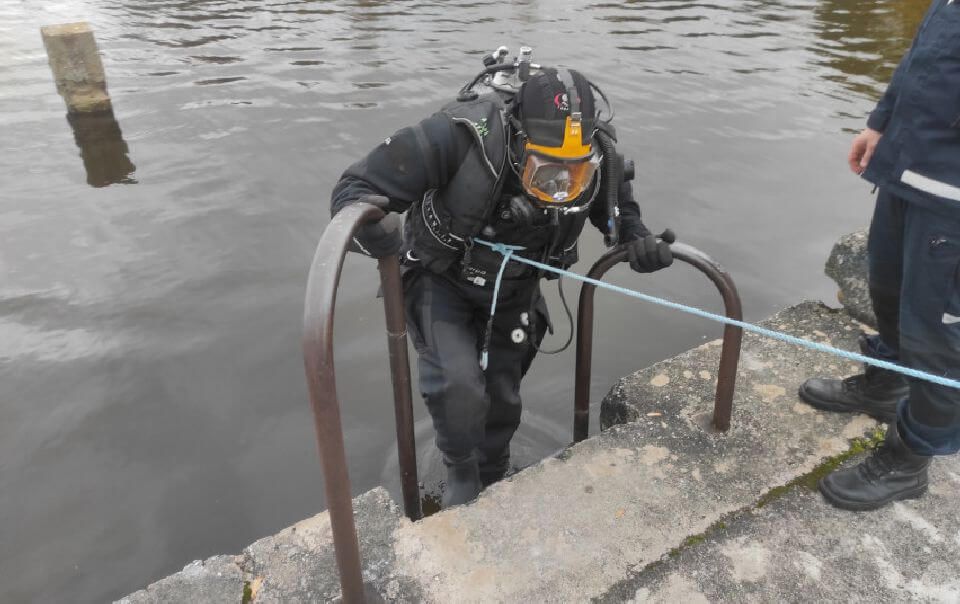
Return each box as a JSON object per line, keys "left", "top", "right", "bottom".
{"left": 478, "top": 283, "right": 547, "bottom": 483}
{"left": 403, "top": 270, "right": 488, "bottom": 463}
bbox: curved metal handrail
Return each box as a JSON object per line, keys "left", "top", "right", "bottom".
{"left": 302, "top": 202, "right": 421, "bottom": 604}
{"left": 303, "top": 213, "right": 741, "bottom": 602}
{"left": 573, "top": 242, "right": 744, "bottom": 440}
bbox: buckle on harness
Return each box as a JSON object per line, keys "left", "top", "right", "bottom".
{"left": 460, "top": 238, "right": 489, "bottom": 286}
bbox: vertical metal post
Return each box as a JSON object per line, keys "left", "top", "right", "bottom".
{"left": 303, "top": 203, "right": 387, "bottom": 604}
{"left": 377, "top": 256, "right": 422, "bottom": 520}
{"left": 709, "top": 271, "right": 743, "bottom": 431}
{"left": 574, "top": 281, "right": 597, "bottom": 443}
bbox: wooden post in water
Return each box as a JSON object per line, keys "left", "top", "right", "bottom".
{"left": 40, "top": 22, "right": 112, "bottom": 114}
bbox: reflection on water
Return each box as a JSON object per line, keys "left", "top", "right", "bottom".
{"left": 0, "top": 0, "right": 932, "bottom": 601}
{"left": 67, "top": 111, "right": 137, "bottom": 187}
{"left": 812, "top": 0, "right": 927, "bottom": 99}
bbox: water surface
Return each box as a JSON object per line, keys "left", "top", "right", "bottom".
{"left": 0, "top": 0, "right": 925, "bottom": 601}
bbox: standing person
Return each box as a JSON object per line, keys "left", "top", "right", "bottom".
{"left": 799, "top": 0, "right": 960, "bottom": 510}
{"left": 330, "top": 53, "right": 674, "bottom": 507}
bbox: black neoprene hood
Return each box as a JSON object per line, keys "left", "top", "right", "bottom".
{"left": 518, "top": 68, "right": 596, "bottom": 148}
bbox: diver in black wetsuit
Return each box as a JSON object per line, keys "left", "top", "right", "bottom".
{"left": 330, "top": 49, "right": 674, "bottom": 506}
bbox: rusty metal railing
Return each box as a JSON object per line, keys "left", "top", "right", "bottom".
{"left": 302, "top": 202, "right": 421, "bottom": 604}
{"left": 304, "top": 208, "right": 742, "bottom": 601}
{"left": 573, "top": 242, "right": 744, "bottom": 440}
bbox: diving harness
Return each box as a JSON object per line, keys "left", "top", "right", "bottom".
{"left": 456, "top": 46, "right": 636, "bottom": 366}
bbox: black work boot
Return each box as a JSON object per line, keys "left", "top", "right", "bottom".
{"left": 798, "top": 337, "right": 907, "bottom": 422}
{"left": 819, "top": 426, "right": 931, "bottom": 511}
{"left": 441, "top": 456, "right": 482, "bottom": 508}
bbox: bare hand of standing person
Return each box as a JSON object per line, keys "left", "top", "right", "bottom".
{"left": 848, "top": 128, "right": 883, "bottom": 175}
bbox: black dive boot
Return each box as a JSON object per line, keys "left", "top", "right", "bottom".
{"left": 441, "top": 456, "right": 482, "bottom": 508}
{"left": 479, "top": 465, "right": 508, "bottom": 488}
{"left": 798, "top": 337, "right": 907, "bottom": 422}
{"left": 479, "top": 449, "right": 510, "bottom": 488}
{"left": 819, "top": 426, "right": 931, "bottom": 511}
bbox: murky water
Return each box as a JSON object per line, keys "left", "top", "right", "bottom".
{"left": 0, "top": 0, "right": 926, "bottom": 601}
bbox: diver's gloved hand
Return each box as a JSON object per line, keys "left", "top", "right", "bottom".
{"left": 350, "top": 195, "right": 402, "bottom": 258}
{"left": 624, "top": 230, "right": 675, "bottom": 273}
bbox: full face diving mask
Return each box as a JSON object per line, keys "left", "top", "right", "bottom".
{"left": 521, "top": 115, "right": 599, "bottom": 207}
{"left": 517, "top": 69, "right": 599, "bottom": 210}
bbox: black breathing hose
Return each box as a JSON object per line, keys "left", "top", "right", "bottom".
{"left": 595, "top": 131, "right": 620, "bottom": 247}
{"left": 529, "top": 213, "right": 575, "bottom": 356}
{"left": 457, "top": 63, "right": 519, "bottom": 101}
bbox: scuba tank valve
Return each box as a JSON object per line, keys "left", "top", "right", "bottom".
{"left": 460, "top": 45, "right": 542, "bottom": 100}
{"left": 518, "top": 46, "right": 533, "bottom": 81}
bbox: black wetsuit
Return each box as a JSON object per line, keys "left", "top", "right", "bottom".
{"left": 330, "top": 109, "right": 650, "bottom": 480}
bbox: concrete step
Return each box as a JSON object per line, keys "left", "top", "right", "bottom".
{"left": 600, "top": 454, "right": 960, "bottom": 602}
{"left": 121, "top": 302, "right": 952, "bottom": 603}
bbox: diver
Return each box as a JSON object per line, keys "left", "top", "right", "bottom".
{"left": 329, "top": 47, "right": 674, "bottom": 507}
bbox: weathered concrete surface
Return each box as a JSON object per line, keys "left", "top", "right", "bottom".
{"left": 601, "top": 300, "right": 868, "bottom": 429}
{"left": 117, "top": 555, "right": 246, "bottom": 604}
{"left": 121, "top": 302, "right": 910, "bottom": 603}
{"left": 41, "top": 22, "right": 113, "bottom": 114}
{"left": 389, "top": 302, "right": 876, "bottom": 603}
{"left": 825, "top": 230, "right": 875, "bottom": 327}
{"left": 118, "top": 488, "right": 422, "bottom": 603}
{"left": 242, "top": 487, "right": 422, "bottom": 603}
{"left": 599, "top": 455, "right": 960, "bottom": 603}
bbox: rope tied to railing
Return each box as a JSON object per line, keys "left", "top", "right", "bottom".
{"left": 473, "top": 238, "right": 960, "bottom": 391}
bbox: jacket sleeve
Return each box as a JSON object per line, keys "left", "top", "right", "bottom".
{"left": 867, "top": 51, "right": 911, "bottom": 132}
{"left": 589, "top": 178, "right": 652, "bottom": 242}
{"left": 330, "top": 113, "right": 470, "bottom": 217}
{"left": 866, "top": 0, "right": 942, "bottom": 132}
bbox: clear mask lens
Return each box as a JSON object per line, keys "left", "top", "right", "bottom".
{"left": 521, "top": 152, "right": 599, "bottom": 206}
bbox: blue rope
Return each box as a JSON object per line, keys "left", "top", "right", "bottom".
{"left": 479, "top": 242, "right": 526, "bottom": 370}
{"left": 473, "top": 238, "right": 960, "bottom": 391}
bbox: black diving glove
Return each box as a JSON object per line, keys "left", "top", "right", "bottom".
{"left": 350, "top": 195, "right": 402, "bottom": 259}
{"left": 624, "top": 230, "right": 675, "bottom": 273}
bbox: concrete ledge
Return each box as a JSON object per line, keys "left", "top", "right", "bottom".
{"left": 116, "top": 555, "right": 246, "bottom": 604}
{"left": 598, "top": 456, "right": 960, "bottom": 602}
{"left": 117, "top": 488, "right": 422, "bottom": 603}
{"left": 388, "top": 302, "right": 877, "bottom": 602}
{"left": 600, "top": 300, "right": 868, "bottom": 429}
{"left": 242, "top": 487, "right": 421, "bottom": 602}
{"left": 121, "top": 302, "right": 942, "bottom": 602}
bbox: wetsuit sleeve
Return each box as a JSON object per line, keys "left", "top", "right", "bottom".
{"left": 330, "top": 113, "right": 470, "bottom": 216}
{"left": 589, "top": 179, "right": 652, "bottom": 242}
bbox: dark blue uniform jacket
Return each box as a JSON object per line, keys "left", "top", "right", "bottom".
{"left": 864, "top": 0, "right": 960, "bottom": 217}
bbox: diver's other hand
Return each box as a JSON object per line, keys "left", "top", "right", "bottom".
{"left": 624, "top": 232, "right": 674, "bottom": 274}
{"left": 351, "top": 195, "right": 402, "bottom": 258}
{"left": 848, "top": 128, "right": 882, "bottom": 175}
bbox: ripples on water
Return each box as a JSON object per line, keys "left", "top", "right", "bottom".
{"left": 0, "top": 0, "right": 925, "bottom": 601}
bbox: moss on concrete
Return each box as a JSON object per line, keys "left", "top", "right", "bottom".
{"left": 755, "top": 426, "right": 886, "bottom": 508}
{"left": 643, "top": 427, "right": 886, "bottom": 565}
{"left": 666, "top": 519, "right": 730, "bottom": 558}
